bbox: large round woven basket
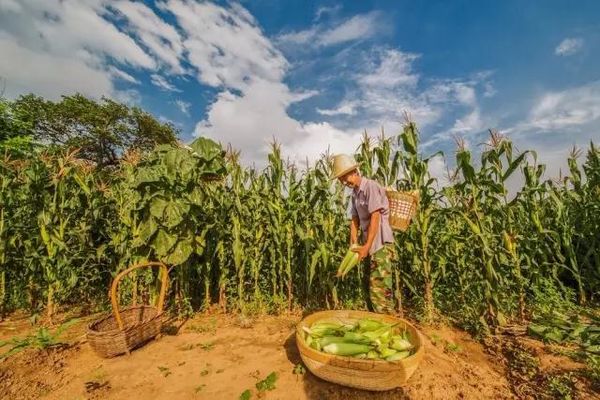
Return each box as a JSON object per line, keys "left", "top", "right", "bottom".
{"left": 296, "top": 310, "right": 425, "bottom": 391}
{"left": 386, "top": 190, "right": 419, "bottom": 232}
{"left": 87, "top": 261, "right": 169, "bottom": 358}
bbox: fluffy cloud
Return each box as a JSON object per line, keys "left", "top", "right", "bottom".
{"left": 165, "top": 0, "right": 287, "bottom": 91}
{"left": 519, "top": 81, "right": 600, "bottom": 131}
{"left": 278, "top": 11, "right": 384, "bottom": 48}
{"left": 555, "top": 37, "right": 584, "bottom": 56}
{"left": 0, "top": 0, "right": 173, "bottom": 99}
{"left": 175, "top": 99, "right": 191, "bottom": 116}
{"left": 150, "top": 74, "right": 181, "bottom": 92}
{"left": 112, "top": 1, "right": 185, "bottom": 73}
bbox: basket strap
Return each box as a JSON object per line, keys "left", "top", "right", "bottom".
{"left": 109, "top": 261, "right": 169, "bottom": 331}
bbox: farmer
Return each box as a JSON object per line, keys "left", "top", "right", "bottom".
{"left": 331, "top": 154, "right": 396, "bottom": 314}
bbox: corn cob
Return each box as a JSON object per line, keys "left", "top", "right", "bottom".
{"left": 322, "top": 343, "right": 373, "bottom": 356}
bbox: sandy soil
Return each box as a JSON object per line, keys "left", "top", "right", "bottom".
{"left": 0, "top": 312, "right": 598, "bottom": 400}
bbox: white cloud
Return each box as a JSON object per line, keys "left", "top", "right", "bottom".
{"left": 112, "top": 1, "right": 185, "bottom": 74}
{"left": 317, "top": 101, "right": 358, "bottom": 116}
{"left": 0, "top": 36, "right": 113, "bottom": 99}
{"left": 175, "top": 99, "right": 191, "bottom": 115}
{"left": 165, "top": 0, "right": 287, "bottom": 91}
{"left": 314, "top": 5, "right": 342, "bottom": 21}
{"left": 0, "top": 0, "right": 176, "bottom": 100}
{"left": 522, "top": 81, "right": 600, "bottom": 131}
{"left": 0, "top": 0, "right": 21, "bottom": 13}
{"left": 555, "top": 37, "right": 583, "bottom": 56}
{"left": 151, "top": 74, "right": 181, "bottom": 92}
{"left": 331, "top": 48, "right": 493, "bottom": 134}
{"left": 278, "top": 11, "right": 384, "bottom": 48}
{"left": 320, "top": 12, "right": 382, "bottom": 46}
{"left": 109, "top": 66, "right": 139, "bottom": 84}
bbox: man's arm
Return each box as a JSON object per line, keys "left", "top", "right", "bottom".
{"left": 354, "top": 210, "right": 381, "bottom": 260}
{"left": 350, "top": 216, "right": 359, "bottom": 245}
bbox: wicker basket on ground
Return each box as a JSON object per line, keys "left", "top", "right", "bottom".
{"left": 87, "top": 261, "right": 169, "bottom": 358}
{"left": 296, "top": 310, "right": 425, "bottom": 391}
{"left": 386, "top": 189, "right": 419, "bottom": 232}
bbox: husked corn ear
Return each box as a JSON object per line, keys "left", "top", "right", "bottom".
{"left": 322, "top": 343, "right": 373, "bottom": 356}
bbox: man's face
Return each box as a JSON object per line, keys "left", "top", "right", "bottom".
{"left": 338, "top": 171, "right": 357, "bottom": 188}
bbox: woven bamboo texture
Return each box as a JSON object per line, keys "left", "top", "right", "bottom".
{"left": 296, "top": 310, "right": 425, "bottom": 391}
{"left": 386, "top": 190, "right": 419, "bottom": 232}
{"left": 87, "top": 261, "right": 169, "bottom": 358}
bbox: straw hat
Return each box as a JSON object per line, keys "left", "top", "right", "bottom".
{"left": 331, "top": 154, "right": 359, "bottom": 180}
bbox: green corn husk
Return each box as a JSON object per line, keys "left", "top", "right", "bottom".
{"left": 367, "top": 350, "right": 380, "bottom": 359}
{"left": 304, "top": 317, "right": 415, "bottom": 361}
{"left": 309, "top": 338, "right": 321, "bottom": 351}
{"left": 342, "top": 331, "right": 373, "bottom": 345}
{"left": 385, "top": 351, "right": 411, "bottom": 361}
{"left": 341, "top": 252, "right": 360, "bottom": 277}
{"left": 390, "top": 338, "right": 413, "bottom": 351}
{"left": 378, "top": 347, "right": 398, "bottom": 358}
{"left": 304, "top": 323, "right": 345, "bottom": 338}
{"left": 337, "top": 245, "right": 360, "bottom": 278}
{"left": 322, "top": 343, "right": 373, "bottom": 356}
{"left": 305, "top": 334, "right": 314, "bottom": 347}
{"left": 358, "top": 319, "right": 386, "bottom": 332}
{"left": 320, "top": 335, "right": 351, "bottom": 347}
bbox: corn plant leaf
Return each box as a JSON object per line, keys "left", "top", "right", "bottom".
{"left": 150, "top": 197, "right": 169, "bottom": 219}
{"left": 163, "top": 238, "right": 193, "bottom": 265}
{"left": 152, "top": 229, "right": 178, "bottom": 256}
{"left": 162, "top": 201, "right": 189, "bottom": 228}
{"left": 138, "top": 217, "right": 158, "bottom": 243}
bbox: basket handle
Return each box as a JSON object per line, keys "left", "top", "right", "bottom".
{"left": 109, "top": 261, "right": 169, "bottom": 331}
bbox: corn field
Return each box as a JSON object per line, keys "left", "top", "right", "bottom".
{"left": 1, "top": 122, "right": 599, "bottom": 333}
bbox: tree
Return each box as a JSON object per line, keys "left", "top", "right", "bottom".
{"left": 12, "top": 94, "right": 178, "bottom": 167}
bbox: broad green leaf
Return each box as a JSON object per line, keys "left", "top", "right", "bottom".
{"left": 150, "top": 197, "right": 169, "bottom": 219}
{"left": 163, "top": 201, "right": 190, "bottom": 228}
{"left": 163, "top": 238, "right": 193, "bottom": 265}
{"left": 152, "top": 229, "right": 178, "bottom": 256}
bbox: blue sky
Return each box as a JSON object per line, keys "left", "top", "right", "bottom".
{"left": 1, "top": 0, "right": 599, "bottom": 179}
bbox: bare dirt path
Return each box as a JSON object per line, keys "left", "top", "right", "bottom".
{"left": 0, "top": 313, "right": 597, "bottom": 399}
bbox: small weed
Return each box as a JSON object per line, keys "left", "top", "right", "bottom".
{"left": 200, "top": 369, "right": 209, "bottom": 376}
{"left": 255, "top": 371, "right": 277, "bottom": 392}
{"left": 157, "top": 366, "right": 171, "bottom": 377}
{"left": 240, "top": 389, "right": 252, "bottom": 400}
{"left": 188, "top": 317, "right": 217, "bottom": 334}
{"left": 0, "top": 319, "right": 79, "bottom": 359}
{"left": 194, "top": 384, "right": 206, "bottom": 393}
{"left": 293, "top": 363, "right": 306, "bottom": 375}
{"left": 446, "top": 342, "right": 462, "bottom": 353}
{"left": 198, "top": 341, "right": 215, "bottom": 351}
{"left": 178, "top": 343, "right": 195, "bottom": 351}
{"left": 547, "top": 373, "right": 575, "bottom": 400}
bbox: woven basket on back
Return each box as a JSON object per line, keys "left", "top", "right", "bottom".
{"left": 296, "top": 310, "right": 425, "bottom": 391}
{"left": 386, "top": 190, "right": 419, "bottom": 232}
{"left": 87, "top": 261, "right": 169, "bottom": 358}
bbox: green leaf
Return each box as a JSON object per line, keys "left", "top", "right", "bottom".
{"left": 255, "top": 372, "right": 277, "bottom": 392}
{"left": 239, "top": 389, "right": 252, "bottom": 400}
{"left": 138, "top": 217, "right": 158, "bottom": 243}
{"left": 152, "top": 229, "right": 178, "bottom": 256}
{"left": 190, "top": 137, "right": 223, "bottom": 161}
{"left": 163, "top": 238, "right": 193, "bottom": 265}
{"left": 150, "top": 197, "right": 169, "bottom": 219}
{"left": 163, "top": 201, "right": 190, "bottom": 228}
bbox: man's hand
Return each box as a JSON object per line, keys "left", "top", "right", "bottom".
{"left": 352, "top": 245, "right": 369, "bottom": 261}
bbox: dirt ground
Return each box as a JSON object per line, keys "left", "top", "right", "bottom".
{"left": 1, "top": 312, "right": 598, "bottom": 400}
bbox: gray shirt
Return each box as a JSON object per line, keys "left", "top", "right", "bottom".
{"left": 349, "top": 177, "right": 394, "bottom": 255}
